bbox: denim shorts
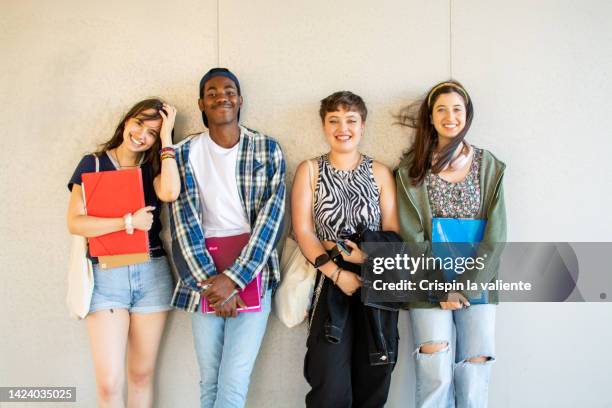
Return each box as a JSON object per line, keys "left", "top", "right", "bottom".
{"left": 89, "top": 256, "right": 174, "bottom": 314}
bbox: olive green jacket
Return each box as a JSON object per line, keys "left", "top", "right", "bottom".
{"left": 395, "top": 148, "right": 507, "bottom": 308}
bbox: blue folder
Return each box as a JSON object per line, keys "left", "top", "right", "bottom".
{"left": 431, "top": 218, "right": 488, "bottom": 304}
{"left": 432, "top": 218, "right": 486, "bottom": 243}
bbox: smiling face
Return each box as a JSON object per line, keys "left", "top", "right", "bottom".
{"left": 430, "top": 91, "right": 467, "bottom": 142}
{"left": 121, "top": 108, "right": 162, "bottom": 152}
{"left": 323, "top": 108, "right": 364, "bottom": 153}
{"left": 198, "top": 75, "right": 243, "bottom": 127}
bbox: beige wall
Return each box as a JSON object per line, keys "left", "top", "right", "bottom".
{"left": 2, "top": 0, "right": 611, "bottom": 406}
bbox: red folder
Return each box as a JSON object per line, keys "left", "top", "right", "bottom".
{"left": 202, "top": 233, "right": 262, "bottom": 313}
{"left": 81, "top": 168, "right": 149, "bottom": 257}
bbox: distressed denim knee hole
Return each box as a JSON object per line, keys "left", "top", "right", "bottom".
{"left": 414, "top": 341, "right": 450, "bottom": 359}
{"left": 461, "top": 355, "right": 495, "bottom": 365}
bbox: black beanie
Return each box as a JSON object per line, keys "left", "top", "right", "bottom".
{"left": 198, "top": 67, "right": 242, "bottom": 128}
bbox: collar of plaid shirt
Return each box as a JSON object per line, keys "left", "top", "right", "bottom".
{"left": 168, "top": 125, "right": 286, "bottom": 312}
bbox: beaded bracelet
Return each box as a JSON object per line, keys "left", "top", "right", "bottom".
{"left": 123, "top": 213, "right": 134, "bottom": 235}
{"left": 159, "top": 147, "right": 175, "bottom": 155}
{"left": 160, "top": 152, "right": 176, "bottom": 161}
{"left": 334, "top": 269, "right": 343, "bottom": 285}
{"left": 330, "top": 266, "right": 341, "bottom": 284}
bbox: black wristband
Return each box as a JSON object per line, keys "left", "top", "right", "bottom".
{"left": 329, "top": 245, "right": 344, "bottom": 263}
{"left": 313, "top": 253, "right": 331, "bottom": 268}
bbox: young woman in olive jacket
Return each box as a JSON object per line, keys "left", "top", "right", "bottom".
{"left": 395, "top": 80, "right": 506, "bottom": 408}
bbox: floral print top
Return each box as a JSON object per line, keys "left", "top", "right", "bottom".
{"left": 426, "top": 147, "right": 483, "bottom": 218}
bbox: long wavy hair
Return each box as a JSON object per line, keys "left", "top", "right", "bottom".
{"left": 397, "top": 80, "right": 474, "bottom": 186}
{"left": 95, "top": 98, "right": 165, "bottom": 175}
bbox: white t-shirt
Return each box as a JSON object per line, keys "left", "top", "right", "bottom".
{"left": 189, "top": 132, "right": 251, "bottom": 238}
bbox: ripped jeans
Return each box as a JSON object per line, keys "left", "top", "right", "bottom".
{"left": 409, "top": 305, "right": 496, "bottom": 408}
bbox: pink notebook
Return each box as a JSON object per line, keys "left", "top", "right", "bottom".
{"left": 201, "top": 233, "right": 262, "bottom": 314}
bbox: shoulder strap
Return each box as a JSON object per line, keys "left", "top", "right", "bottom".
{"left": 94, "top": 154, "right": 100, "bottom": 173}
{"left": 306, "top": 159, "right": 318, "bottom": 213}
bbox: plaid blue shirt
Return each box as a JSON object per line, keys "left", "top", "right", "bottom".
{"left": 169, "top": 126, "right": 286, "bottom": 312}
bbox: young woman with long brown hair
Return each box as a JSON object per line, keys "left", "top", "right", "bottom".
{"left": 396, "top": 81, "right": 507, "bottom": 408}
{"left": 67, "top": 98, "right": 180, "bottom": 407}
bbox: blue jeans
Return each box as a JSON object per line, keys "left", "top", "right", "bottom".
{"left": 409, "top": 305, "right": 496, "bottom": 408}
{"left": 191, "top": 290, "right": 272, "bottom": 408}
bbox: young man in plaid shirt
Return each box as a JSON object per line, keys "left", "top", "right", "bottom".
{"left": 167, "top": 68, "right": 286, "bottom": 407}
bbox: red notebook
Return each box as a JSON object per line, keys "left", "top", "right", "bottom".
{"left": 201, "top": 233, "right": 262, "bottom": 313}
{"left": 81, "top": 168, "right": 149, "bottom": 257}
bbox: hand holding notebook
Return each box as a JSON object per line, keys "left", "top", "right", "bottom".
{"left": 81, "top": 167, "right": 150, "bottom": 268}
{"left": 200, "top": 233, "right": 262, "bottom": 314}
{"left": 201, "top": 274, "right": 248, "bottom": 317}
{"left": 431, "top": 217, "right": 488, "bottom": 304}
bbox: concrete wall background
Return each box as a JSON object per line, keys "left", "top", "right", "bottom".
{"left": 1, "top": 0, "right": 611, "bottom": 406}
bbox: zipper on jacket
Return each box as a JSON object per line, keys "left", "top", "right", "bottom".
{"left": 308, "top": 273, "right": 326, "bottom": 335}
{"left": 375, "top": 308, "right": 389, "bottom": 362}
{"left": 398, "top": 170, "right": 423, "bottom": 229}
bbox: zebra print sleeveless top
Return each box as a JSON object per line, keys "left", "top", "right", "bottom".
{"left": 314, "top": 154, "right": 382, "bottom": 241}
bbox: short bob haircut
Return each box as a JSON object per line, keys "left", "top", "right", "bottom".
{"left": 319, "top": 91, "right": 367, "bottom": 122}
